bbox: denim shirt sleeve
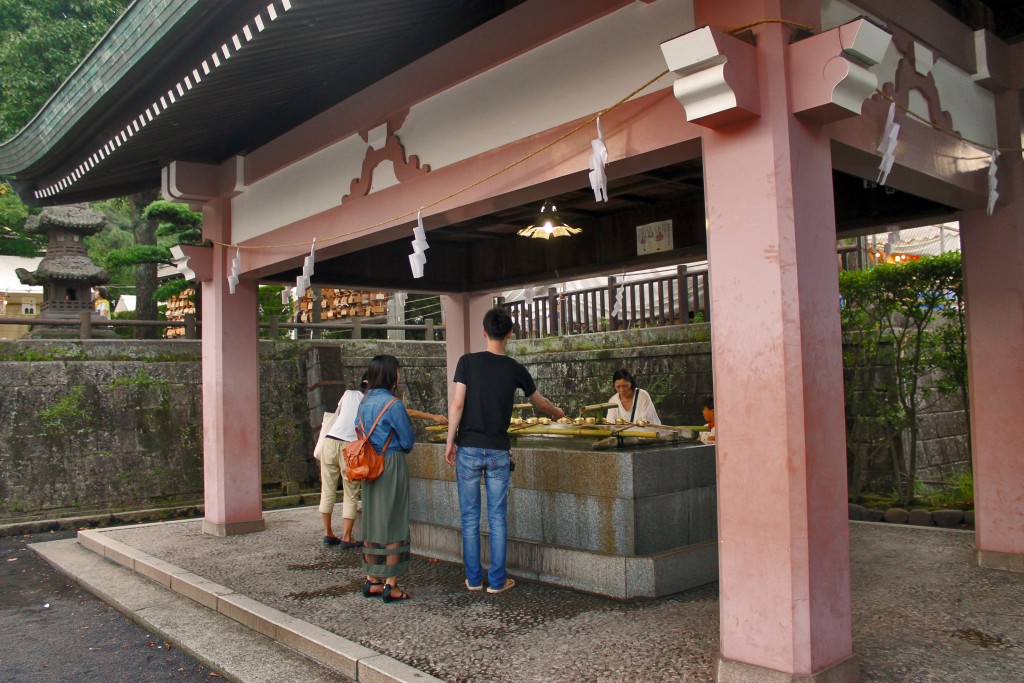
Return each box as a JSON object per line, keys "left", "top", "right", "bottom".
{"left": 361, "top": 390, "right": 415, "bottom": 454}
{"left": 384, "top": 399, "right": 416, "bottom": 452}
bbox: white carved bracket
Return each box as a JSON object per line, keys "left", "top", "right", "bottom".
{"left": 789, "top": 18, "right": 892, "bottom": 124}
{"left": 162, "top": 156, "right": 247, "bottom": 205}
{"left": 660, "top": 26, "right": 759, "bottom": 128}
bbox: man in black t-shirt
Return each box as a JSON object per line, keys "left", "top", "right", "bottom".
{"left": 445, "top": 308, "right": 563, "bottom": 594}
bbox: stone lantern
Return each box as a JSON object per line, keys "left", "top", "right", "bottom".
{"left": 15, "top": 204, "right": 108, "bottom": 336}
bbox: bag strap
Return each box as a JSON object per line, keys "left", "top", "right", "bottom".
{"left": 358, "top": 397, "right": 399, "bottom": 440}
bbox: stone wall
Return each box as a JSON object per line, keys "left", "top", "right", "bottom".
{"left": 509, "top": 324, "right": 714, "bottom": 426}
{"left": 0, "top": 338, "right": 448, "bottom": 521}
{"left": 846, "top": 360, "right": 970, "bottom": 492}
{"left": 0, "top": 326, "right": 969, "bottom": 519}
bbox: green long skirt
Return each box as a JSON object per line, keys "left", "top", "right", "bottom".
{"left": 361, "top": 449, "right": 410, "bottom": 578}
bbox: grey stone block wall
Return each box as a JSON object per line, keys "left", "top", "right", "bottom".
{"left": 848, "top": 366, "right": 970, "bottom": 491}
{"left": 0, "top": 324, "right": 971, "bottom": 519}
{"left": 408, "top": 442, "right": 717, "bottom": 557}
{"left": 0, "top": 338, "right": 451, "bottom": 520}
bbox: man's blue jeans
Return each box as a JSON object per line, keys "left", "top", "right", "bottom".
{"left": 455, "top": 446, "right": 511, "bottom": 588}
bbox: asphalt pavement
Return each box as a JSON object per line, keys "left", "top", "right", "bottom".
{"left": 0, "top": 529, "right": 218, "bottom": 683}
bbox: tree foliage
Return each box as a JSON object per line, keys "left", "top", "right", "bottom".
{"left": 104, "top": 244, "right": 173, "bottom": 269}
{"left": 144, "top": 201, "right": 202, "bottom": 244}
{"left": 137, "top": 200, "right": 205, "bottom": 303}
{"left": 0, "top": 181, "right": 40, "bottom": 255}
{"left": 839, "top": 252, "right": 966, "bottom": 506}
{"left": 0, "top": 0, "right": 129, "bottom": 141}
{"left": 1, "top": 0, "right": 130, "bottom": 254}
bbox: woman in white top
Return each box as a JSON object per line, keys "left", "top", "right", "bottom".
{"left": 320, "top": 376, "right": 368, "bottom": 548}
{"left": 605, "top": 369, "right": 661, "bottom": 425}
{"left": 319, "top": 375, "right": 449, "bottom": 548}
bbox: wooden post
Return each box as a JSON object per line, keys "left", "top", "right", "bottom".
{"left": 676, "top": 266, "right": 689, "bottom": 323}
{"left": 80, "top": 310, "right": 92, "bottom": 339}
{"left": 268, "top": 315, "right": 279, "bottom": 339}
{"left": 311, "top": 288, "right": 322, "bottom": 339}
{"left": 608, "top": 277, "right": 619, "bottom": 331}
{"left": 547, "top": 287, "right": 559, "bottom": 337}
{"left": 184, "top": 313, "right": 197, "bottom": 339}
{"left": 351, "top": 317, "right": 362, "bottom": 340}
{"left": 425, "top": 319, "right": 434, "bottom": 341}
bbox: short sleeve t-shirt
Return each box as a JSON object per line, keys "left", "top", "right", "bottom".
{"left": 453, "top": 351, "right": 537, "bottom": 450}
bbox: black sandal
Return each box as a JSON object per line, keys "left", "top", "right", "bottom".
{"left": 362, "top": 579, "right": 386, "bottom": 598}
{"left": 382, "top": 584, "right": 412, "bottom": 603}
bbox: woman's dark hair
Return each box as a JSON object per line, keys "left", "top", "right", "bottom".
{"left": 612, "top": 368, "right": 636, "bottom": 390}
{"left": 702, "top": 395, "right": 714, "bottom": 410}
{"left": 365, "top": 355, "right": 400, "bottom": 393}
{"left": 96, "top": 287, "right": 109, "bottom": 299}
{"left": 483, "top": 307, "right": 513, "bottom": 340}
{"left": 357, "top": 371, "right": 369, "bottom": 392}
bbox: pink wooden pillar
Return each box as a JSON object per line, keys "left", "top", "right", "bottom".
{"left": 200, "top": 199, "right": 265, "bottom": 536}
{"left": 441, "top": 293, "right": 495, "bottom": 400}
{"left": 960, "top": 89, "right": 1024, "bottom": 572}
{"left": 669, "top": 1, "right": 869, "bottom": 679}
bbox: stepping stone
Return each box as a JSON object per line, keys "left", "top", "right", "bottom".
{"left": 883, "top": 508, "right": 909, "bottom": 524}
{"left": 908, "top": 509, "right": 934, "bottom": 526}
{"left": 932, "top": 509, "right": 965, "bottom": 527}
{"left": 862, "top": 508, "right": 885, "bottom": 523}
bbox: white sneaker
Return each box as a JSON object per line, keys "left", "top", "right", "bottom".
{"left": 486, "top": 578, "right": 516, "bottom": 594}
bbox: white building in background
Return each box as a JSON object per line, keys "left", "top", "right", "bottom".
{"left": 865, "top": 222, "right": 961, "bottom": 264}
{"left": 0, "top": 255, "right": 44, "bottom": 339}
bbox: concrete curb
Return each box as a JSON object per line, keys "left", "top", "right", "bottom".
{"left": 75, "top": 528, "right": 444, "bottom": 683}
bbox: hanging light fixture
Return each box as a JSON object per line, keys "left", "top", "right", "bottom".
{"left": 517, "top": 200, "right": 581, "bottom": 239}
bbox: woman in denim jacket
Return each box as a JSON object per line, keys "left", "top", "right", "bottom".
{"left": 357, "top": 355, "right": 416, "bottom": 602}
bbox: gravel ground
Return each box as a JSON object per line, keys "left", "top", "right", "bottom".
{"left": 103, "top": 510, "right": 1024, "bottom": 683}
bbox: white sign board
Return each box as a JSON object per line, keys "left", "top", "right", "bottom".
{"left": 636, "top": 220, "right": 673, "bottom": 255}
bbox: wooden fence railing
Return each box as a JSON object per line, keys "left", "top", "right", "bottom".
{"left": 498, "top": 265, "right": 710, "bottom": 337}
{"left": 5, "top": 249, "right": 861, "bottom": 342}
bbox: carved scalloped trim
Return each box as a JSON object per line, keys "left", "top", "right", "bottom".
{"left": 341, "top": 112, "right": 430, "bottom": 204}
{"left": 879, "top": 27, "right": 957, "bottom": 134}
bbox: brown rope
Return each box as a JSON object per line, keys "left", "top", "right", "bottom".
{"left": 726, "top": 18, "right": 813, "bottom": 35}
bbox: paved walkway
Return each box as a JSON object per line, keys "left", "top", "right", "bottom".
{"left": 32, "top": 507, "right": 1024, "bottom": 682}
